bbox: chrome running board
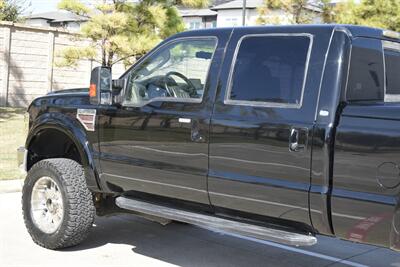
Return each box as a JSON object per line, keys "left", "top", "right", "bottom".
{"left": 115, "top": 196, "right": 317, "bottom": 247}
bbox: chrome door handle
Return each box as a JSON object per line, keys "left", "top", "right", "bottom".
{"left": 180, "top": 118, "right": 205, "bottom": 143}
{"left": 289, "top": 128, "right": 305, "bottom": 152}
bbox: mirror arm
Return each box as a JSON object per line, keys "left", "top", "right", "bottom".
{"left": 112, "top": 78, "right": 128, "bottom": 105}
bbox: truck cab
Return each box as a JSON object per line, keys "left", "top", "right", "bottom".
{"left": 20, "top": 25, "right": 400, "bottom": 251}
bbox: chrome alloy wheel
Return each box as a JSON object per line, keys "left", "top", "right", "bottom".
{"left": 30, "top": 177, "right": 64, "bottom": 234}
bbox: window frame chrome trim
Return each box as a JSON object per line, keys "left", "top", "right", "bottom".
{"left": 314, "top": 28, "right": 335, "bottom": 121}
{"left": 223, "top": 33, "right": 314, "bottom": 109}
{"left": 343, "top": 34, "right": 353, "bottom": 103}
{"left": 122, "top": 36, "right": 218, "bottom": 108}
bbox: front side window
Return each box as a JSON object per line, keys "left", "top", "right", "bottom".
{"left": 226, "top": 35, "right": 311, "bottom": 107}
{"left": 124, "top": 38, "right": 217, "bottom": 106}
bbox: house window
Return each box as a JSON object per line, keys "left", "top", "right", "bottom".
{"left": 189, "top": 21, "right": 201, "bottom": 30}
{"left": 225, "top": 17, "right": 239, "bottom": 26}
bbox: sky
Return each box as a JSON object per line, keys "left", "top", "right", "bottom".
{"left": 26, "top": 0, "right": 60, "bottom": 14}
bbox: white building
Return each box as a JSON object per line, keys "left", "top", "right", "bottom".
{"left": 211, "top": 0, "right": 263, "bottom": 27}
{"left": 179, "top": 8, "right": 218, "bottom": 30}
{"left": 178, "top": 0, "right": 324, "bottom": 29}
{"left": 211, "top": 0, "right": 322, "bottom": 27}
{"left": 25, "top": 11, "right": 89, "bottom": 31}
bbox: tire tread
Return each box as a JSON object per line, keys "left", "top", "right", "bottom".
{"left": 22, "top": 158, "right": 95, "bottom": 249}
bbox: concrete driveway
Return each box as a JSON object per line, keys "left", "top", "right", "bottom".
{"left": 1, "top": 191, "right": 399, "bottom": 267}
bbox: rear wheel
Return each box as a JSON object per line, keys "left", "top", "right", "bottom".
{"left": 22, "top": 158, "right": 95, "bottom": 249}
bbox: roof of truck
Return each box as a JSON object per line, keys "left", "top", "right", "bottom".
{"left": 175, "top": 24, "right": 396, "bottom": 41}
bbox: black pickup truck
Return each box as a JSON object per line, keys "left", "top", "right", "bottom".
{"left": 18, "top": 25, "right": 400, "bottom": 252}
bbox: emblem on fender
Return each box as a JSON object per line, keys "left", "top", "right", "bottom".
{"left": 76, "top": 109, "right": 96, "bottom": 131}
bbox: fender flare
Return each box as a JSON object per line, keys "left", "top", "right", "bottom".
{"left": 26, "top": 112, "right": 102, "bottom": 192}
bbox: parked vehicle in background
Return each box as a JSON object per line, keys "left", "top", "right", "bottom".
{"left": 18, "top": 25, "right": 400, "bottom": 252}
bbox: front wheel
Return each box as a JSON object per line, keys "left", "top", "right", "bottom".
{"left": 22, "top": 158, "right": 95, "bottom": 249}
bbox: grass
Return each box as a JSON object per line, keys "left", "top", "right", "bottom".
{"left": 0, "top": 107, "right": 28, "bottom": 180}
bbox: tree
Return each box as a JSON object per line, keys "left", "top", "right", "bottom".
{"left": 334, "top": 0, "right": 400, "bottom": 32}
{"left": 290, "top": 0, "right": 313, "bottom": 24}
{"left": 56, "top": 0, "right": 208, "bottom": 68}
{"left": 256, "top": 0, "right": 283, "bottom": 25}
{"left": 57, "top": 0, "right": 90, "bottom": 16}
{"left": 319, "top": 0, "right": 335, "bottom": 24}
{"left": 256, "top": 0, "right": 316, "bottom": 25}
{"left": 0, "top": 0, "right": 27, "bottom": 22}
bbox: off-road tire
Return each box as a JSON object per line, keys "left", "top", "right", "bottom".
{"left": 22, "top": 158, "right": 95, "bottom": 249}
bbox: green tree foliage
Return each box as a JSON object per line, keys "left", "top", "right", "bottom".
{"left": 290, "top": 0, "right": 313, "bottom": 24}
{"left": 57, "top": 0, "right": 207, "bottom": 68}
{"left": 57, "top": 0, "right": 90, "bottom": 16}
{"left": 256, "top": 0, "right": 284, "bottom": 25}
{"left": 179, "top": 0, "right": 209, "bottom": 8}
{"left": 0, "top": 0, "right": 27, "bottom": 22}
{"left": 334, "top": 0, "right": 400, "bottom": 31}
{"left": 320, "top": 0, "right": 335, "bottom": 23}
{"left": 256, "top": 0, "right": 317, "bottom": 25}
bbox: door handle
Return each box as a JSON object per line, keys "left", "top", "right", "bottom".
{"left": 180, "top": 118, "right": 205, "bottom": 143}
{"left": 289, "top": 128, "right": 306, "bottom": 152}
{"left": 191, "top": 129, "right": 204, "bottom": 142}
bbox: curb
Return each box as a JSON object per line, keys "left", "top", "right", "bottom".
{"left": 0, "top": 179, "right": 24, "bottom": 193}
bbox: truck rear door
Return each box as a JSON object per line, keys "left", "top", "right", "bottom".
{"left": 208, "top": 27, "right": 330, "bottom": 229}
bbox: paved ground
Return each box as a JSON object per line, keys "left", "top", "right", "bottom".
{"left": 0, "top": 178, "right": 24, "bottom": 193}
{"left": 0, "top": 191, "right": 399, "bottom": 267}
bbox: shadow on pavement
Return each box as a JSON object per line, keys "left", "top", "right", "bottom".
{"left": 61, "top": 213, "right": 400, "bottom": 267}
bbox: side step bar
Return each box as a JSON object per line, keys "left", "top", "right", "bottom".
{"left": 115, "top": 196, "right": 317, "bottom": 247}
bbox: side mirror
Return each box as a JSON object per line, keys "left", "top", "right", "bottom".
{"left": 89, "top": 66, "right": 112, "bottom": 105}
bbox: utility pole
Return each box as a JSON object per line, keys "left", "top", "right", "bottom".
{"left": 242, "top": 0, "right": 246, "bottom": 26}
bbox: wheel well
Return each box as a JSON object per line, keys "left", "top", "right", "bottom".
{"left": 27, "top": 129, "right": 82, "bottom": 170}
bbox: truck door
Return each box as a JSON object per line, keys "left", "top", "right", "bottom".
{"left": 332, "top": 37, "right": 400, "bottom": 250}
{"left": 97, "top": 30, "right": 231, "bottom": 205}
{"left": 208, "top": 28, "right": 328, "bottom": 228}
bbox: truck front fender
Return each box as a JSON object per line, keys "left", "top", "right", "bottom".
{"left": 26, "top": 112, "right": 101, "bottom": 192}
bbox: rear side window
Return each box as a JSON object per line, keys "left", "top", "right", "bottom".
{"left": 226, "top": 35, "right": 312, "bottom": 107}
{"left": 383, "top": 41, "right": 400, "bottom": 102}
{"left": 346, "top": 38, "right": 384, "bottom": 101}
{"left": 346, "top": 39, "right": 400, "bottom": 102}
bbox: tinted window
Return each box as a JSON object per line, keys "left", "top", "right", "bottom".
{"left": 384, "top": 41, "right": 400, "bottom": 101}
{"left": 228, "top": 35, "right": 311, "bottom": 106}
{"left": 347, "top": 39, "right": 384, "bottom": 101}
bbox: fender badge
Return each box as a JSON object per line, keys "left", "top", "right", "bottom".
{"left": 77, "top": 109, "right": 96, "bottom": 131}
